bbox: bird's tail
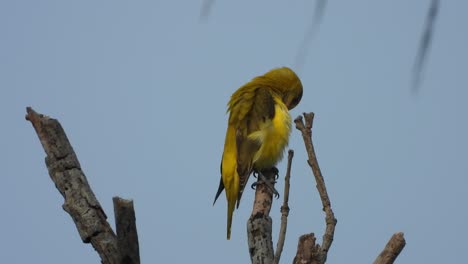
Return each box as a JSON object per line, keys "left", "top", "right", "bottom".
{"left": 226, "top": 194, "right": 235, "bottom": 240}
{"left": 222, "top": 124, "right": 239, "bottom": 240}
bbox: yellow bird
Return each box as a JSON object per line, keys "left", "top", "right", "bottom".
{"left": 213, "top": 67, "right": 303, "bottom": 239}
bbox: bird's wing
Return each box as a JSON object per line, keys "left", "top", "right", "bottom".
{"left": 213, "top": 162, "right": 225, "bottom": 205}
{"left": 232, "top": 87, "right": 276, "bottom": 207}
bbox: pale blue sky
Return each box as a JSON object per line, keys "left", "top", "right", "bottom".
{"left": 1, "top": 1, "right": 467, "bottom": 263}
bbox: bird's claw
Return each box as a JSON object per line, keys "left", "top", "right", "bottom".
{"left": 250, "top": 170, "right": 280, "bottom": 199}
{"left": 272, "top": 167, "right": 279, "bottom": 180}
{"left": 251, "top": 181, "right": 259, "bottom": 190}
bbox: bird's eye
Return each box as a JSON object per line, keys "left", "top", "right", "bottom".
{"left": 291, "top": 98, "right": 299, "bottom": 106}
{"left": 291, "top": 92, "right": 302, "bottom": 107}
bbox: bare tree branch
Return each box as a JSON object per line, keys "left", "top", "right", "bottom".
{"left": 247, "top": 168, "right": 277, "bottom": 264}
{"left": 113, "top": 197, "right": 140, "bottom": 264}
{"left": 293, "top": 234, "right": 321, "bottom": 264}
{"left": 274, "top": 150, "right": 294, "bottom": 264}
{"left": 373, "top": 232, "right": 406, "bottom": 264}
{"left": 412, "top": 0, "right": 439, "bottom": 92}
{"left": 25, "top": 107, "right": 140, "bottom": 264}
{"left": 293, "top": 112, "right": 337, "bottom": 264}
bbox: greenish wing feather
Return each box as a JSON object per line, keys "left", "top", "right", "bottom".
{"left": 235, "top": 128, "right": 256, "bottom": 208}
{"left": 233, "top": 87, "right": 276, "bottom": 208}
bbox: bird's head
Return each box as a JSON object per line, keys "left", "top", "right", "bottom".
{"left": 263, "top": 67, "right": 303, "bottom": 110}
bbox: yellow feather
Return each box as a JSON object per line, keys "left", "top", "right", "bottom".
{"left": 250, "top": 97, "right": 291, "bottom": 169}
{"left": 221, "top": 125, "right": 239, "bottom": 240}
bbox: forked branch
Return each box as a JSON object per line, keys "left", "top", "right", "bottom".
{"left": 25, "top": 107, "right": 140, "bottom": 264}
{"left": 294, "top": 112, "right": 337, "bottom": 264}
{"left": 294, "top": 112, "right": 405, "bottom": 264}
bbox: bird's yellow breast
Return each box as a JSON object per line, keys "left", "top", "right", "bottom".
{"left": 248, "top": 97, "right": 291, "bottom": 169}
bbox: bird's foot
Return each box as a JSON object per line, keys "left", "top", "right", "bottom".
{"left": 251, "top": 169, "right": 280, "bottom": 198}
{"left": 271, "top": 167, "right": 279, "bottom": 180}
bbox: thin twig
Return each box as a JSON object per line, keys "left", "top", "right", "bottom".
{"left": 373, "top": 232, "right": 406, "bottom": 264}
{"left": 274, "top": 150, "right": 294, "bottom": 264}
{"left": 294, "top": 112, "right": 337, "bottom": 264}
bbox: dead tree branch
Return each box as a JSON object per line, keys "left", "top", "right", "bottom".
{"left": 293, "top": 234, "right": 321, "bottom": 264}
{"left": 373, "top": 232, "right": 406, "bottom": 264}
{"left": 274, "top": 150, "right": 294, "bottom": 264}
{"left": 114, "top": 197, "right": 140, "bottom": 264}
{"left": 25, "top": 107, "right": 140, "bottom": 264}
{"left": 247, "top": 168, "right": 277, "bottom": 264}
{"left": 294, "top": 112, "right": 337, "bottom": 264}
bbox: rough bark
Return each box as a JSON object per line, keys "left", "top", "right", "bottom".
{"left": 26, "top": 106, "right": 405, "bottom": 264}
{"left": 293, "top": 234, "right": 321, "bottom": 264}
{"left": 26, "top": 107, "right": 140, "bottom": 264}
{"left": 247, "top": 168, "right": 277, "bottom": 264}
{"left": 114, "top": 197, "right": 140, "bottom": 264}
{"left": 373, "top": 232, "right": 406, "bottom": 264}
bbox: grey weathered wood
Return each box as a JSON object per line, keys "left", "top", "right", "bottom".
{"left": 294, "top": 113, "right": 405, "bottom": 264}
{"left": 26, "top": 107, "right": 141, "bottom": 264}
{"left": 247, "top": 169, "right": 277, "bottom": 264}
{"left": 293, "top": 234, "right": 320, "bottom": 264}
{"left": 294, "top": 113, "right": 337, "bottom": 264}
{"left": 373, "top": 232, "right": 406, "bottom": 264}
{"left": 113, "top": 197, "right": 140, "bottom": 264}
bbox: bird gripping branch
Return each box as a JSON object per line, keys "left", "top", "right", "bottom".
{"left": 213, "top": 67, "right": 303, "bottom": 239}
